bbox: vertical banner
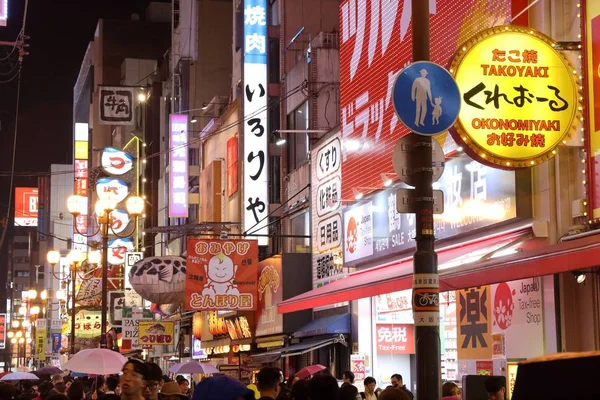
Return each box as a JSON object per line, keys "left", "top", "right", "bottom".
{"left": 226, "top": 136, "right": 239, "bottom": 196}
{"left": 14, "top": 188, "right": 38, "bottom": 226}
{"left": 36, "top": 319, "right": 47, "bottom": 361}
{"left": 73, "top": 123, "right": 89, "bottom": 252}
{"left": 585, "top": 1, "right": 600, "bottom": 222}
{"left": 457, "top": 286, "right": 493, "bottom": 359}
{"left": 0, "top": 314, "right": 5, "bottom": 349}
{"left": 243, "top": 0, "right": 269, "bottom": 245}
{"left": 185, "top": 239, "right": 258, "bottom": 311}
{"left": 256, "top": 257, "right": 283, "bottom": 336}
{"left": 169, "top": 114, "right": 189, "bottom": 218}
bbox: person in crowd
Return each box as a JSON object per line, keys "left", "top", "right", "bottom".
{"left": 0, "top": 382, "right": 19, "bottom": 400}
{"left": 340, "top": 384, "right": 359, "bottom": 400}
{"left": 67, "top": 382, "right": 86, "bottom": 400}
{"left": 121, "top": 359, "right": 149, "bottom": 400}
{"left": 33, "top": 382, "right": 54, "bottom": 400}
{"left": 341, "top": 371, "right": 355, "bottom": 387}
{"left": 290, "top": 380, "right": 308, "bottom": 400}
{"left": 307, "top": 375, "right": 339, "bottom": 400}
{"left": 484, "top": 376, "right": 506, "bottom": 400}
{"left": 361, "top": 377, "right": 379, "bottom": 400}
{"left": 16, "top": 381, "right": 39, "bottom": 400}
{"left": 317, "top": 369, "right": 332, "bottom": 377}
{"left": 64, "top": 377, "right": 73, "bottom": 391}
{"left": 143, "top": 363, "right": 163, "bottom": 400}
{"left": 256, "top": 367, "right": 281, "bottom": 400}
{"left": 175, "top": 377, "right": 190, "bottom": 397}
{"left": 376, "top": 388, "right": 410, "bottom": 400}
{"left": 276, "top": 374, "right": 298, "bottom": 400}
{"left": 191, "top": 374, "right": 254, "bottom": 400}
{"left": 158, "top": 381, "right": 188, "bottom": 400}
{"left": 52, "top": 383, "right": 68, "bottom": 397}
{"left": 241, "top": 378, "right": 259, "bottom": 400}
{"left": 389, "top": 375, "right": 412, "bottom": 400}
{"left": 442, "top": 381, "right": 460, "bottom": 399}
{"left": 98, "top": 376, "right": 119, "bottom": 400}
{"left": 52, "top": 376, "right": 64, "bottom": 386}
{"left": 90, "top": 377, "right": 106, "bottom": 400}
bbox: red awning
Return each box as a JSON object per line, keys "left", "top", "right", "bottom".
{"left": 278, "top": 230, "right": 600, "bottom": 314}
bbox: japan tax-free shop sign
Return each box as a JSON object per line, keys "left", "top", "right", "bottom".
{"left": 449, "top": 26, "right": 581, "bottom": 169}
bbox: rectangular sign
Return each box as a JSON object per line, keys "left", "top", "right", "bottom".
{"left": 73, "top": 310, "right": 103, "bottom": 339}
{"left": 339, "top": 0, "right": 510, "bottom": 201}
{"left": 186, "top": 239, "right": 259, "bottom": 311}
{"left": 109, "top": 291, "right": 125, "bottom": 327}
{"left": 0, "top": 314, "right": 5, "bottom": 349}
{"left": 0, "top": 0, "right": 7, "bottom": 26}
{"left": 36, "top": 324, "right": 47, "bottom": 361}
{"left": 14, "top": 187, "right": 38, "bottom": 227}
{"left": 227, "top": 136, "right": 239, "bottom": 196}
{"left": 375, "top": 324, "right": 415, "bottom": 355}
{"left": 256, "top": 257, "right": 283, "bottom": 336}
{"left": 312, "top": 134, "right": 345, "bottom": 289}
{"left": 192, "top": 337, "right": 207, "bottom": 359}
{"left": 350, "top": 354, "right": 367, "bottom": 381}
{"left": 51, "top": 333, "right": 62, "bottom": 354}
{"left": 585, "top": 0, "right": 600, "bottom": 222}
{"left": 121, "top": 307, "right": 152, "bottom": 351}
{"left": 243, "top": 0, "right": 269, "bottom": 246}
{"left": 169, "top": 114, "right": 189, "bottom": 218}
{"left": 124, "top": 252, "right": 144, "bottom": 290}
{"left": 138, "top": 321, "right": 175, "bottom": 345}
{"left": 457, "top": 286, "right": 493, "bottom": 360}
{"left": 342, "top": 154, "right": 517, "bottom": 266}
{"left": 99, "top": 86, "right": 134, "bottom": 125}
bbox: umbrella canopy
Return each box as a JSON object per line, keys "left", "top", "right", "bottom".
{"left": 168, "top": 361, "right": 219, "bottom": 374}
{"left": 296, "top": 364, "right": 326, "bottom": 379}
{"left": 34, "top": 366, "right": 63, "bottom": 376}
{"left": 64, "top": 348, "right": 128, "bottom": 375}
{"left": 0, "top": 372, "right": 40, "bottom": 381}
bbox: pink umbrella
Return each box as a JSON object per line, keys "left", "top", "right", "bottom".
{"left": 64, "top": 348, "right": 127, "bottom": 375}
{"left": 296, "top": 364, "right": 326, "bottom": 379}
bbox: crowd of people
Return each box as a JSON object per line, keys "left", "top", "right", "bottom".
{"left": 0, "top": 360, "right": 507, "bottom": 400}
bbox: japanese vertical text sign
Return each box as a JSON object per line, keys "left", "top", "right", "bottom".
{"left": 449, "top": 26, "right": 580, "bottom": 168}
{"left": 169, "top": 114, "right": 189, "bottom": 218}
{"left": 14, "top": 187, "right": 38, "bottom": 227}
{"left": 185, "top": 239, "right": 258, "bottom": 311}
{"left": 0, "top": 314, "right": 5, "bottom": 349}
{"left": 243, "top": 0, "right": 269, "bottom": 246}
{"left": 584, "top": 1, "right": 600, "bottom": 222}
{"left": 99, "top": 86, "right": 134, "bottom": 125}
{"left": 457, "top": 286, "right": 493, "bottom": 360}
{"left": 339, "top": 0, "right": 511, "bottom": 201}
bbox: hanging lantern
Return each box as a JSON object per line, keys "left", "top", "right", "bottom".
{"left": 193, "top": 312, "right": 203, "bottom": 340}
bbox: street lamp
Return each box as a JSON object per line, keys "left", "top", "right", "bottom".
{"left": 66, "top": 193, "right": 144, "bottom": 349}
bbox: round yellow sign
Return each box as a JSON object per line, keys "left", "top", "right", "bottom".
{"left": 449, "top": 26, "right": 580, "bottom": 168}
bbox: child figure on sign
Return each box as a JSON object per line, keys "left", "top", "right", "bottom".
{"left": 432, "top": 96, "right": 442, "bottom": 125}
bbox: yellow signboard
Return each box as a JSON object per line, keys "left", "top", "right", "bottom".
{"left": 457, "top": 286, "right": 493, "bottom": 360}
{"left": 450, "top": 26, "right": 580, "bottom": 168}
{"left": 506, "top": 363, "right": 519, "bottom": 399}
{"left": 138, "top": 321, "right": 175, "bottom": 345}
{"left": 36, "top": 325, "right": 46, "bottom": 361}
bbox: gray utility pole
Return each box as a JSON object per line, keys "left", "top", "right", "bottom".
{"left": 411, "top": 1, "right": 441, "bottom": 399}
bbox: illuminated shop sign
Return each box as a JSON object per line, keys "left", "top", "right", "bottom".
{"left": 169, "top": 114, "right": 189, "bottom": 218}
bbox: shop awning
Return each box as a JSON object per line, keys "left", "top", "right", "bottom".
{"left": 249, "top": 353, "right": 281, "bottom": 364}
{"left": 293, "top": 313, "right": 350, "bottom": 338}
{"left": 278, "top": 228, "right": 599, "bottom": 314}
{"left": 256, "top": 337, "right": 343, "bottom": 358}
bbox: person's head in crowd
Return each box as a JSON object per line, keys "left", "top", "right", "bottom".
{"left": 159, "top": 381, "right": 189, "bottom": 400}
{"left": 67, "top": 382, "right": 86, "bottom": 400}
{"left": 192, "top": 375, "right": 255, "bottom": 400}
{"left": 291, "top": 379, "right": 309, "bottom": 400}
{"left": 256, "top": 367, "right": 281, "bottom": 399}
{"left": 177, "top": 377, "right": 190, "bottom": 395}
{"left": 22, "top": 380, "right": 36, "bottom": 393}
{"left": 105, "top": 376, "right": 119, "bottom": 394}
{"left": 51, "top": 375, "right": 64, "bottom": 385}
{"left": 92, "top": 376, "right": 106, "bottom": 395}
{"left": 307, "top": 375, "right": 339, "bottom": 400}
{"left": 339, "top": 384, "right": 359, "bottom": 400}
{"left": 162, "top": 375, "right": 172, "bottom": 385}
{"left": 484, "top": 376, "right": 506, "bottom": 400}
{"left": 377, "top": 388, "right": 410, "bottom": 400}
{"left": 390, "top": 375, "right": 403, "bottom": 389}
{"left": 364, "top": 377, "right": 377, "bottom": 394}
{"left": 342, "top": 371, "right": 355, "bottom": 385}
{"left": 63, "top": 377, "right": 73, "bottom": 390}
{"left": 442, "top": 382, "right": 460, "bottom": 398}
{"left": 285, "top": 375, "right": 299, "bottom": 390}
{"left": 37, "top": 382, "right": 54, "bottom": 400}
{"left": 143, "top": 362, "right": 163, "bottom": 400}
{"left": 53, "top": 382, "right": 67, "bottom": 395}
{"left": 120, "top": 359, "right": 148, "bottom": 399}
{"left": 318, "top": 368, "right": 332, "bottom": 377}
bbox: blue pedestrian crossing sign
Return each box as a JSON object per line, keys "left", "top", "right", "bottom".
{"left": 392, "top": 61, "right": 461, "bottom": 136}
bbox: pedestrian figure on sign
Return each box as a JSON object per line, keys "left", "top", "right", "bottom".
{"left": 411, "top": 68, "right": 432, "bottom": 126}
{"left": 431, "top": 97, "right": 442, "bottom": 125}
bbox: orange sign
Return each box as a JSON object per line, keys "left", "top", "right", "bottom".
{"left": 185, "top": 239, "right": 258, "bottom": 311}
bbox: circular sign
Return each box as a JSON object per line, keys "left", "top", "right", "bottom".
{"left": 392, "top": 61, "right": 462, "bottom": 136}
{"left": 392, "top": 133, "right": 445, "bottom": 187}
{"left": 449, "top": 26, "right": 581, "bottom": 168}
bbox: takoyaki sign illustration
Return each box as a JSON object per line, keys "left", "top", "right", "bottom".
{"left": 186, "top": 239, "right": 259, "bottom": 311}
{"left": 138, "top": 321, "right": 175, "bottom": 345}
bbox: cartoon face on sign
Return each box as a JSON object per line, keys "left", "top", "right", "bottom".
{"left": 100, "top": 147, "right": 134, "bottom": 175}
{"left": 202, "top": 253, "right": 240, "bottom": 298}
{"left": 96, "top": 178, "right": 129, "bottom": 203}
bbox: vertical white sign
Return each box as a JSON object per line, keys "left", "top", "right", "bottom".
{"left": 243, "top": 0, "right": 269, "bottom": 246}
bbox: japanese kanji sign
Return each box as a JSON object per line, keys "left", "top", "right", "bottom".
{"left": 375, "top": 324, "right": 415, "bottom": 355}
{"left": 243, "top": 0, "right": 269, "bottom": 245}
{"left": 107, "top": 237, "right": 135, "bottom": 265}
{"left": 99, "top": 86, "right": 134, "bottom": 125}
{"left": 0, "top": 314, "right": 5, "bottom": 349}
{"left": 36, "top": 319, "right": 47, "bottom": 361}
{"left": 169, "top": 114, "right": 189, "bottom": 218}
{"left": 584, "top": 1, "right": 600, "bottom": 222}
{"left": 449, "top": 26, "right": 580, "bottom": 168}
{"left": 457, "top": 286, "right": 493, "bottom": 360}
{"left": 185, "top": 239, "right": 258, "bottom": 311}
{"left": 138, "top": 321, "right": 175, "bottom": 345}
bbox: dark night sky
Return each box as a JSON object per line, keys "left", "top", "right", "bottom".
{"left": 0, "top": 0, "right": 158, "bottom": 213}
